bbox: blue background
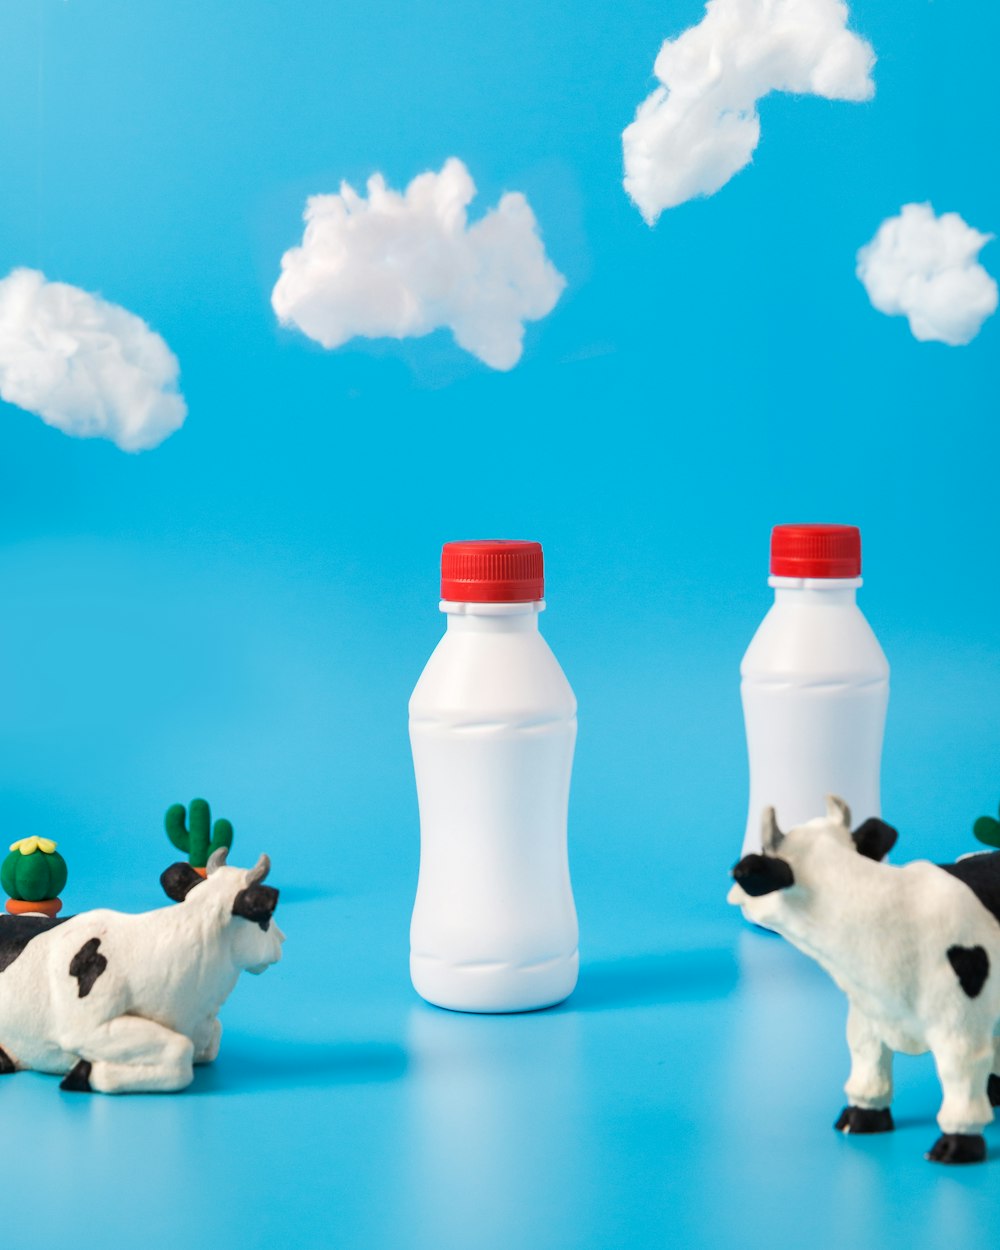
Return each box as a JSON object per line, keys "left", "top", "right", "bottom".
{"left": 0, "top": 1, "right": 997, "bottom": 1245}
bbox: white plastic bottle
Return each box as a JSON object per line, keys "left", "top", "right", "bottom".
{"left": 740, "top": 524, "right": 889, "bottom": 856}
{"left": 409, "top": 539, "right": 578, "bottom": 1013}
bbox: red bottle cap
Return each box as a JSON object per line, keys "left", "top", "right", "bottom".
{"left": 770, "top": 525, "right": 862, "bottom": 578}
{"left": 440, "top": 540, "right": 544, "bottom": 603}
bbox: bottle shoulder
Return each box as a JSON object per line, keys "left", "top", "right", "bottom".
{"left": 741, "top": 601, "right": 889, "bottom": 680}
{"left": 410, "top": 629, "right": 577, "bottom": 718}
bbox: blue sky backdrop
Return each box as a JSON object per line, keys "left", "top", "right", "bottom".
{"left": 0, "top": 0, "right": 996, "bottom": 908}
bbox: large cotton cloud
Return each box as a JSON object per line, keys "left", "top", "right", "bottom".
{"left": 623, "top": 0, "right": 875, "bottom": 223}
{"left": 856, "top": 203, "right": 998, "bottom": 346}
{"left": 272, "top": 158, "right": 565, "bottom": 371}
{"left": 0, "top": 268, "right": 186, "bottom": 451}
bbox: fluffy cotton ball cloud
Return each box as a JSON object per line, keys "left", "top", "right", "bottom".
{"left": 623, "top": 0, "right": 875, "bottom": 223}
{"left": 856, "top": 203, "right": 998, "bottom": 346}
{"left": 272, "top": 158, "right": 565, "bottom": 371}
{"left": 0, "top": 268, "right": 186, "bottom": 451}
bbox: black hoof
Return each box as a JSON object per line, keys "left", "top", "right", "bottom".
{"left": 835, "top": 1105, "right": 894, "bottom": 1134}
{"left": 0, "top": 1046, "right": 16, "bottom": 1075}
{"left": 988, "top": 1074, "right": 1000, "bottom": 1108}
{"left": 926, "top": 1133, "right": 986, "bottom": 1164}
{"left": 59, "top": 1059, "right": 93, "bottom": 1092}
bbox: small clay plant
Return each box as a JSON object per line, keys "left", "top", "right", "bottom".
{"left": 165, "top": 798, "right": 233, "bottom": 878}
{"left": 1, "top": 837, "right": 68, "bottom": 917}
{"left": 973, "top": 800, "right": 1000, "bottom": 850}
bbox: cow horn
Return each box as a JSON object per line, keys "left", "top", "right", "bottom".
{"left": 206, "top": 846, "right": 229, "bottom": 874}
{"left": 761, "top": 806, "right": 784, "bottom": 853}
{"left": 247, "top": 853, "right": 270, "bottom": 884}
{"left": 825, "top": 795, "right": 851, "bottom": 828}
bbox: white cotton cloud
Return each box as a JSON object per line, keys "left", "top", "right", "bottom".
{"left": 0, "top": 268, "right": 186, "bottom": 451}
{"left": 272, "top": 158, "right": 565, "bottom": 371}
{"left": 856, "top": 203, "right": 998, "bottom": 346}
{"left": 623, "top": 0, "right": 875, "bottom": 223}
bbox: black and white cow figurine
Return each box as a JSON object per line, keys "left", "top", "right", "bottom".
{"left": 0, "top": 848, "right": 283, "bottom": 1093}
{"left": 729, "top": 796, "right": 1000, "bottom": 1164}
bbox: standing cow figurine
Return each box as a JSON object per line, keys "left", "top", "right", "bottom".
{"left": 729, "top": 796, "right": 1000, "bottom": 1164}
{"left": 0, "top": 848, "right": 283, "bottom": 1093}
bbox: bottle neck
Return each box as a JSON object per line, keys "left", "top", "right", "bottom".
{"left": 769, "top": 576, "right": 861, "bottom": 607}
{"left": 440, "top": 600, "right": 544, "bottom": 633}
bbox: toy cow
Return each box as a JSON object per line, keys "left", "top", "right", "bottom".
{"left": 0, "top": 848, "right": 283, "bottom": 1093}
{"left": 729, "top": 796, "right": 1000, "bottom": 1164}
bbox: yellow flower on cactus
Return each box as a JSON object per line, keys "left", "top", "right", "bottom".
{"left": 9, "top": 837, "right": 58, "bottom": 856}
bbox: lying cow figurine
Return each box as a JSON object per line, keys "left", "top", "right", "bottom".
{"left": 0, "top": 848, "right": 283, "bottom": 1093}
{"left": 729, "top": 796, "right": 1000, "bottom": 1164}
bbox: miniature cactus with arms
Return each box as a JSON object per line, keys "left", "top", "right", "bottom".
{"left": 973, "top": 800, "right": 1000, "bottom": 849}
{"left": 165, "top": 799, "right": 233, "bottom": 875}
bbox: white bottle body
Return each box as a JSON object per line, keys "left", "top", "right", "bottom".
{"left": 741, "top": 577, "right": 889, "bottom": 856}
{"left": 409, "top": 600, "right": 578, "bottom": 1013}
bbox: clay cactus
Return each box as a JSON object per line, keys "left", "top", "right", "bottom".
{"left": 1, "top": 837, "right": 68, "bottom": 916}
{"left": 165, "top": 799, "right": 233, "bottom": 874}
{"left": 973, "top": 800, "right": 1000, "bottom": 849}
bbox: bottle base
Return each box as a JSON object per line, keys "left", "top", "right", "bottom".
{"left": 410, "top": 949, "right": 579, "bottom": 1014}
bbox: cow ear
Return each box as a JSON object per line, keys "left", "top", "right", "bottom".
{"left": 852, "top": 818, "right": 898, "bottom": 862}
{"left": 732, "top": 853, "right": 795, "bottom": 897}
{"left": 160, "top": 862, "right": 204, "bottom": 902}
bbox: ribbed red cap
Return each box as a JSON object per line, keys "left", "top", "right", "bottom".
{"left": 440, "top": 540, "right": 544, "bottom": 603}
{"left": 770, "top": 525, "right": 861, "bottom": 578}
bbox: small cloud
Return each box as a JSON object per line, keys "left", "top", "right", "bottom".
{"left": 623, "top": 0, "right": 875, "bottom": 223}
{"left": 0, "top": 268, "right": 186, "bottom": 451}
{"left": 272, "top": 158, "right": 565, "bottom": 371}
{"left": 856, "top": 203, "right": 998, "bottom": 346}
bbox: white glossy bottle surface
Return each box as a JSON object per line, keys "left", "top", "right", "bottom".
{"left": 409, "top": 600, "right": 579, "bottom": 1013}
{"left": 741, "top": 577, "right": 889, "bottom": 855}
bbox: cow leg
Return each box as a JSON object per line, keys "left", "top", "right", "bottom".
{"left": 0, "top": 1045, "right": 17, "bottom": 1075}
{"left": 926, "top": 1033, "right": 993, "bottom": 1163}
{"left": 192, "top": 1015, "right": 222, "bottom": 1065}
{"left": 60, "top": 1015, "right": 195, "bottom": 1094}
{"left": 836, "top": 1003, "right": 894, "bottom": 1133}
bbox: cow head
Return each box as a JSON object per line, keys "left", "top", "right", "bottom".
{"left": 728, "top": 796, "right": 898, "bottom": 926}
{"left": 160, "top": 849, "right": 285, "bottom": 974}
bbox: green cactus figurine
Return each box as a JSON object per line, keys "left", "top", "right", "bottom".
{"left": 165, "top": 799, "right": 234, "bottom": 875}
{"left": 1, "top": 837, "right": 69, "bottom": 916}
{"left": 973, "top": 800, "right": 1000, "bottom": 849}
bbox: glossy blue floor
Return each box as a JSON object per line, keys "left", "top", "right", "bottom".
{"left": 7, "top": 802, "right": 1000, "bottom": 1249}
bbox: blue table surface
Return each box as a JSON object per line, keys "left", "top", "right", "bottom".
{"left": 8, "top": 829, "right": 1000, "bottom": 1250}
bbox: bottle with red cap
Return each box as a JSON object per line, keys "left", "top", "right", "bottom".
{"left": 740, "top": 524, "right": 890, "bottom": 857}
{"left": 408, "top": 539, "right": 579, "bottom": 1013}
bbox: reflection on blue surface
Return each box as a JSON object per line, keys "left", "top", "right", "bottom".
{"left": 2, "top": 885, "right": 1000, "bottom": 1248}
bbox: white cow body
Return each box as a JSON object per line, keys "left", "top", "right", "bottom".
{"left": 0, "top": 855, "right": 283, "bottom": 1093}
{"left": 729, "top": 798, "right": 1000, "bottom": 1162}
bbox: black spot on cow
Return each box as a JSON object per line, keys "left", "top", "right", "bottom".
{"left": 988, "top": 1074, "right": 1000, "bottom": 1108}
{"left": 69, "top": 938, "right": 108, "bottom": 999}
{"left": 0, "top": 914, "right": 69, "bottom": 974}
{"left": 60, "top": 1059, "right": 92, "bottom": 1093}
{"left": 0, "top": 1046, "right": 16, "bottom": 1075}
{"left": 232, "top": 884, "right": 279, "bottom": 931}
{"left": 938, "top": 852, "right": 1000, "bottom": 929}
{"left": 947, "top": 945, "right": 990, "bottom": 999}
{"left": 731, "top": 853, "right": 795, "bottom": 897}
